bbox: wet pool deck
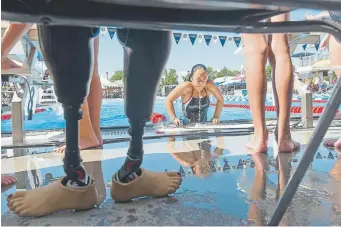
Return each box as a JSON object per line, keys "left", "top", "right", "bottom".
{"left": 1, "top": 127, "right": 341, "bottom": 226}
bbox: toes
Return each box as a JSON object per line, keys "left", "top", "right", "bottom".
{"left": 166, "top": 172, "right": 180, "bottom": 177}
{"left": 14, "top": 204, "right": 30, "bottom": 215}
{"left": 8, "top": 191, "right": 27, "bottom": 200}
{"left": 170, "top": 178, "right": 182, "bottom": 185}
{"left": 7, "top": 197, "right": 24, "bottom": 208}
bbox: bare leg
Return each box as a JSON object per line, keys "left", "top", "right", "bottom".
{"left": 248, "top": 153, "right": 268, "bottom": 226}
{"left": 242, "top": 34, "right": 268, "bottom": 153}
{"left": 54, "top": 37, "right": 102, "bottom": 152}
{"left": 1, "top": 23, "right": 32, "bottom": 70}
{"left": 324, "top": 35, "right": 341, "bottom": 148}
{"left": 87, "top": 36, "right": 103, "bottom": 144}
{"left": 270, "top": 13, "right": 299, "bottom": 152}
{"left": 268, "top": 34, "right": 300, "bottom": 151}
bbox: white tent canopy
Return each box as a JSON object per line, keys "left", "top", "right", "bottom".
{"left": 100, "top": 77, "right": 123, "bottom": 88}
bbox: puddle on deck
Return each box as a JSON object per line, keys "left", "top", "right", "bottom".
{"left": 1, "top": 131, "right": 341, "bottom": 226}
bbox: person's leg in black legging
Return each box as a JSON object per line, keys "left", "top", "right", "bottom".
{"left": 7, "top": 25, "right": 99, "bottom": 217}
{"left": 110, "top": 29, "right": 182, "bottom": 202}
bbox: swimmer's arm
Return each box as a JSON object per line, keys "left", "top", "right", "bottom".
{"left": 165, "top": 82, "right": 190, "bottom": 121}
{"left": 207, "top": 81, "right": 224, "bottom": 119}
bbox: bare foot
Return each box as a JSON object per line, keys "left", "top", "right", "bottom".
{"left": 54, "top": 136, "right": 100, "bottom": 153}
{"left": 1, "top": 175, "right": 16, "bottom": 186}
{"left": 6, "top": 177, "right": 98, "bottom": 217}
{"left": 245, "top": 130, "right": 268, "bottom": 153}
{"left": 110, "top": 168, "right": 182, "bottom": 202}
{"left": 324, "top": 137, "right": 341, "bottom": 148}
{"left": 274, "top": 128, "right": 300, "bottom": 152}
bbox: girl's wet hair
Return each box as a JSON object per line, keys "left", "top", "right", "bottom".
{"left": 188, "top": 64, "right": 208, "bottom": 81}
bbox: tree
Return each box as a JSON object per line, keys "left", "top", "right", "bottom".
{"left": 207, "top": 66, "right": 218, "bottom": 80}
{"left": 265, "top": 65, "right": 272, "bottom": 80}
{"left": 216, "top": 67, "right": 229, "bottom": 78}
{"left": 160, "top": 69, "right": 178, "bottom": 87}
{"left": 110, "top": 70, "right": 123, "bottom": 81}
{"left": 182, "top": 71, "right": 190, "bottom": 82}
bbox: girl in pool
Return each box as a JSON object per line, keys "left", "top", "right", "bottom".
{"left": 165, "top": 64, "right": 224, "bottom": 126}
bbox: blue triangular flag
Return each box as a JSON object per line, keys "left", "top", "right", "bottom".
{"left": 37, "top": 51, "right": 43, "bottom": 61}
{"left": 302, "top": 44, "right": 307, "bottom": 50}
{"left": 250, "top": 161, "right": 255, "bottom": 168}
{"left": 107, "top": 27, "right": 116, "bottom": 39}
{"left": 219, "top": 36, "right": 227, "bottom": 47}
{"left": 328, "top": 152, "right": 334, "bottom": 160}
{"left": 204, "top": 35, "right": 212, "bottom": 46}
{"left": 189, "top": 34, "right": 197, "bottom": 45}
{"left": 223, "top": 161, "right": 231, "bottom": 172}
{"left": 237, "top": 159, "right": 243, "bottom": 169}
{"left": 234, "top": 37, "right": 241, "bottom": 47}
{"left": 173, "top": 33, "right": 182, "bottom": 44}
{"left": 316, "top": 152, "right": 322, "bottom": 159}
{"left": 315, "top": 42, "right": 320, "bottom": 51}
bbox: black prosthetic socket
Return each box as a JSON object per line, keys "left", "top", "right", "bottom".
{"left": 115, "top": 29, "right": 172, "bottom": 182}
{"left": 38, "top": 25, "right": 100, "bottom": 183}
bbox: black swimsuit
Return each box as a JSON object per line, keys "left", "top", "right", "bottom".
{"left": 182, "top": 88, "right": 210, "bottom": 123}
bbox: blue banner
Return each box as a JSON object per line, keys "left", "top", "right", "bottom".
{"left": 107, "top": 27, "right": 116, "bottom": 39}
{"left": 302, "top": 44, "right": 307, "bottom": 50}
{"left": 204, "top": 35, "right": 212, "bottom": 46}
{"left": 173, "top": 33, "right": 182, "bottom": 44}
{"left": 233, "top": 37, "right": 241, "bottom": 47}
{"left": 314, "top": 42, "right": 320, "bottom": 51}
{"left": 219, "top": 36, "right": 227, "bottom": 47}
{"left": 189, "top": 34, "right": 197, "bottom": 45}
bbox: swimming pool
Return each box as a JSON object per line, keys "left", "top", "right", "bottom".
{"left": 1, "top": 97, "right": 303, "bottom": 133}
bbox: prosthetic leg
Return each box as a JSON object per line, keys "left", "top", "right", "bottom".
{"left": 6, "top": 26, "right": 99, "bottom": 217}
{"left": 110, "top": 29, "right": 182, "bottom": 202}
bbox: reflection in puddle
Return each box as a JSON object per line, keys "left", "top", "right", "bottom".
{"left": 1, "top": 138, "right": 341, "bottom": 225}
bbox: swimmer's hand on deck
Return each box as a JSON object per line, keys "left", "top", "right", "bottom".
{"left": 211, "top": 117, "right": 220, "bottom": 124}
{"left": 172, "top": 118, "right": 182, "bottom": 127}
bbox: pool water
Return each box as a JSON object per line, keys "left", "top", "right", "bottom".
{"left": 1, "top": 98, "right": 300, "bottom": 133}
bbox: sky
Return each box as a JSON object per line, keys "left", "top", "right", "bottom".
{"left": 9, "top": 9, "right": 322, "bottom": 80}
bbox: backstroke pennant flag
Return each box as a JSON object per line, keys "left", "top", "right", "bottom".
{"left": 234, "top": 37, "right": 241, "bottom": 47}
{"left": 189, "top": 34, "right": 197, "bottom": 45}
{"left": 173, "top": 33, "right": 182, "bottom": 44}
{"left": 204, "top": 35, "right": 212, "bottom": 46}
{"left": 219, "top": 36, "right": 227, "bottom": 47}
{"left": 107, "top": 27, "right": 116, "bottom": 39}
{"left": 302, "top": 44, "right": 307, "bottom": 51}
{"left": 314, "top": 42, "right": 320, "bottom": 51}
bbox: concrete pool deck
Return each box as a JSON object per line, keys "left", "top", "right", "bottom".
{"left": 1, "top": 128, "right": 341, "bottom": 226}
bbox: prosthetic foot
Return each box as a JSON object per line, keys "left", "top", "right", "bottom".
{"left": 111, "top": 168, "right": 181, "bottom": 202}
{"left": 110, "top": 29, "right": 182, "bottom": 201}
{"left": 6, "top": 25, "right": 100, "bottom": 217}
{"left": 7, "top": 177, "right": 98, "bottom": 217}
